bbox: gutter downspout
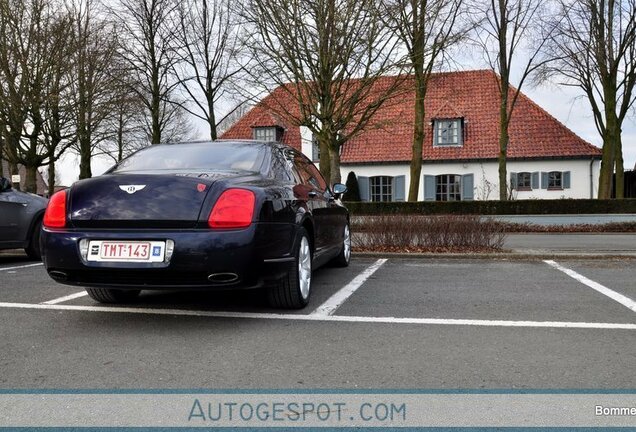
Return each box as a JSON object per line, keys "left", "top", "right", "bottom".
{"left": 590, "top": 158, "right": 595, "bottom": 199}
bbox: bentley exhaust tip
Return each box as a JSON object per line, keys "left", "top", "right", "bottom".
{"left": 207, "top": 273, "right": 239, "bottom": 284}
{"left": 49, "top": 270, "right": 68, "bottom": 281}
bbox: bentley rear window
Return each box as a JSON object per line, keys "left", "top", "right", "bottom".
{"left": 112, "top": 142, "right": 268, "bottom": 173}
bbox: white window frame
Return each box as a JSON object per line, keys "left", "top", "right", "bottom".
{"left": 253, "top": 127, "right": 277, "bottom": 142}
{"left": 433, "top": 119, "right": 463, "bottom": 147}
{"left": 370, "top": 176, "right": 393, "bottom": 202}
{"left": 435, "top": 174, "right": 462, "bottom": 201}
{"left": 548, "top": 171, "right": 562, "bottom": 189}
{"left": 517, "top": 172, "right": 532, "bottom": 190}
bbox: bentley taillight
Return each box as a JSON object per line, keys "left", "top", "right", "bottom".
{"left": 43, "top": 190, "right": 67, "bottom": 228}
{"left": 208, "top": 189, "right": 255, "bottom": 229}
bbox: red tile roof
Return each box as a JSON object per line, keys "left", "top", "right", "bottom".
{"left": 221, "top": 70, "right": 601, "bottom": 162}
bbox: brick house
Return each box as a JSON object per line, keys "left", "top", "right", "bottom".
{"left": 222, "top": 70, "right": 602, "bottom": 201}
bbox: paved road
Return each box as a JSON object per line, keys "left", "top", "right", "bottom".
{"left": 0, "top": 251, "right": 635, "bottom": 389}
{"left": 505, "top": 233, "right": 636, "bottom": 254}
{"left": 493, "top": 214, "right": 636, "bottom": 226}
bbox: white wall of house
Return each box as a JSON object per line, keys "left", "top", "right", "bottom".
{"left": 300, "top": 126, "right": 313, "bottom": 157}
{"left": 339, "top": 159, "right": 601, "bottom": 201}
{"left": 297, "top": 126, "right": 601, "bottom": 200}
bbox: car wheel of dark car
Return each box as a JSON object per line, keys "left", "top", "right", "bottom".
{"left": 331, "top": 223, "right": 351, "bottom": 267}
{"left": 85, "top": 287, "right": 141, "bottom": 304}
{"left": 25, "top": 219, "right": 42, "bottom": 261}
{"left": 267, "top": 227, "right": 312, "bottom": 309}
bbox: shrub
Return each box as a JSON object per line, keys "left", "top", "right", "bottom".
{"left": 343, "top": 171, "right": 361, "bottom": 201}
{"left": 351, "top": 214, "right": 506, "bottom": 252}
{"left": 344, "top": 199, "right": 636, "bottom": 215}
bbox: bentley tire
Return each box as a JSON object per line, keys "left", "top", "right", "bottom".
{"left": 267, "top": 227, "right": 312, "bottom": 309}
{"left": 331, "top": 223, "right": 351, "bottom": 267}
{"left": 85, "top": 287, "right": 141, "bottom": 303}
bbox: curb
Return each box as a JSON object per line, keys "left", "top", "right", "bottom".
{"left": 352, "top": 251, "right": 636, "bottom": 260}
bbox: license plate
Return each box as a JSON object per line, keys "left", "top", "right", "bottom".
{"left": 87, "top": 241, "right": 166, "bottom": 263}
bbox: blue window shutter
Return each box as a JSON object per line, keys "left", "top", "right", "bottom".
{"left": 509, "top": 172, "right": 517, "bottom": 190}
{"left": 541, "top": 172, "right": 548, "bottom": 189}
{"left": 563, "top": 171, "right": 571, "bottom": 189}
{"left": 432, "top": 121, "right": 438, "bottom": 146}
{"left": 424, "top": 175, "right": 436, "bottom": 201}
{"left": 358, "top": 176, "right": 369, "bottom": 201}
{"left": 393, "top": 175, "right": 405, "bottom": 201}
{"left": 531, "top": 172, "right": 539, "bottom": 189}
{"left": 458, "top": 120, "right": 464, "bottom": 146}
{"left": 462, "top": 174, "right": 474, "bottom": 201}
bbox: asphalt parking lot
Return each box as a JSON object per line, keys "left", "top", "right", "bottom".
{"left": 0, "top": 250, "right": 635, "bottom": 389}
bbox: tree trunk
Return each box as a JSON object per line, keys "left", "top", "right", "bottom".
{"left": 117, "top": 111, "right": 124, "bottom": 162}
{"left": 498, "top": 96, "right": 510, "bottom": 200}
{"left": 328, "top": 143, "right": 341, "bottom": 186}
{"left": 497, "top": 1, "right": 510, "bottom": 201}
{"left": 598, "top": 105, "right": 618, "bottom": 199}
{"left": 48, "top": 160, "right": 55, "bottom": 197}
{"left": 5, "top": 134, "right": 21, "bottom": 190}
{"left": 25, "top": 165, "right": 37, "bottom": 194}
{"left": 79, "top": 136, "right": 92, "bottom": 179}
{"left": 77, "top": 48, "right": 92, "bottom": 180}
{"left": 151, "top": 96, "right": 161, "bottom": 144}
{"left": 317, "top": 133, "right": 331, "bottom": 185}
{"left": 151, "top": 64, "right": 162, "bottom": 144}
{"left": 597, "top": 138, "right": 615, "bottom": 199}
{"left": 614, "top": 133, "right": 624, "bottom": 198}
{"left": 408, "top": 76, "right": 426, "bottom": 202}
{"left": 407, "top": 1, "right": 426, "bottom": 202}
{"left": 208, "top": 97, "right": 217, "bottom": 141}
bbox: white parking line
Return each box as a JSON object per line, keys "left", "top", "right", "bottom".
{"left": 41, "top": 291, "right": 88, "bottom": 305}
{"left": 311, "top": 258, "right": 388, "bottom": 316}
{"left": 0, "top": 263, "right": 43, "bottom": 272}
{"left": 544, "top": 260, "right": 636, "bottom": 313}
{"left": 0, "top": 301, "right": 634, "bottom": 330}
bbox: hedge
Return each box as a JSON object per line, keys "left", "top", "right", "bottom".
{"left": 344, "top": 199, "right": 636, "bottom": 215}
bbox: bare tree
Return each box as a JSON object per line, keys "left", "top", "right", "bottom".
{"left": 0, "top": 119, "right": 5, "bottom": 177}
{"left": 241, "top": 0, "right": 406, "bottom": 185}
{"left": 98, "top": 72, "right": 148, "bottom": 163}
{"left": 40, "top": 164, "right": 62, "bottom": 193}
{"left": 41, "top": 28, "right": 77, "bottom": 196}
{"left": 110, "top": 0, "right": 181, "bottom": 144}
{"left": 383, "top": 0, "right": 469, "bottom": 201}
{"left": 0, "top": 0, "right": 75, "bottom": 193}
{"left": 0, "top": 0, "right": 31, "bottom": 190}
{"left": 541, "top": 0, "right": 636, "bottom": 199}
{"left": 472, "top": 0, "right": 553, "bottom": 200}
{"left": 216, "top": 100, "right": 253, "bottom": 136}
{"left": 150, "top": 101, "right": 197, "bottom": 143}
{"left": 174, "top": 0, "right": 244, "bottom": 140}
{"left": 68, "top": 0, "right": 121, "bottom": 179}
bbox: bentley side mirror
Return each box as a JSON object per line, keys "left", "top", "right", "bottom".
{"left": 332, "top": 183, "right": 347, "bottom": 199}
{"left": 0, "top": 177, "right": 12, "bottom": 193}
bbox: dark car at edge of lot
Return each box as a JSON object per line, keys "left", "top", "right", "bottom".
{"left": 0, "top": 177, "right": 47, "bottom": 260}
{"left": 41, "top": 140, "right": 351, "bottom": 309}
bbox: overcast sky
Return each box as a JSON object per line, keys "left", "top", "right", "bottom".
{"left": 55, "top": 73, "right": 636, "bottom": 186}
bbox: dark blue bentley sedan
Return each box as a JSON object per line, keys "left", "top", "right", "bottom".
{"left": 41, "top": 140, "right": 350, "bottom": 309}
